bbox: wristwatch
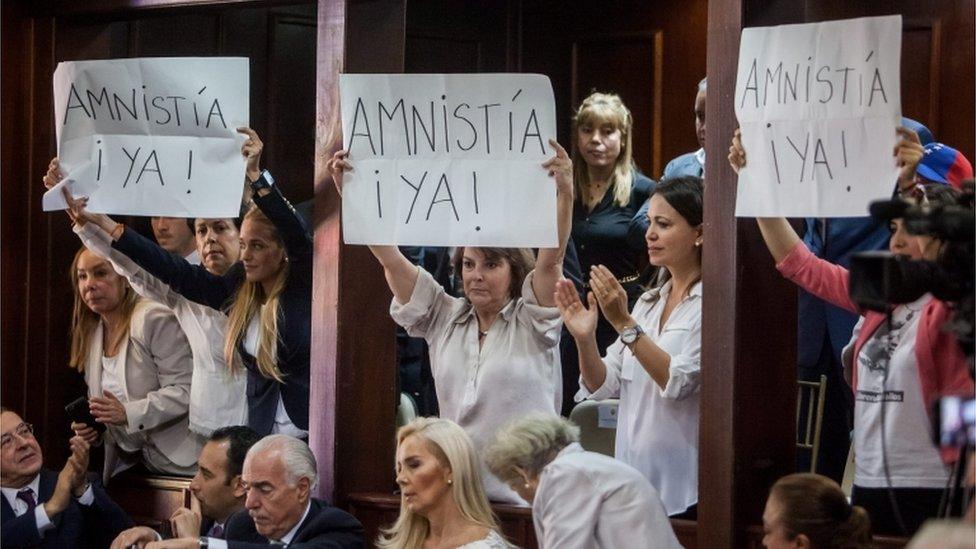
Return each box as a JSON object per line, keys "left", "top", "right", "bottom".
{"left": 249, "top": 169, "right": 275, "bottom": 192}
{"left": 619, "top": 324, "right": 645, "bottom": 345}
{"left": 198, "top": 536, "right": 209, "bottom": 548}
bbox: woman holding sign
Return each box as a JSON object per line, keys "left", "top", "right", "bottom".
{"left": 728, "top": 128, "right": 973, "bottom": 535}
{"left": 555, "top": 176, "right": 704, "bottom": 518}
{"left": 56, "top": 128, "right": 315, "bottom": 440}
{"left": 327, "top": 139, "right": 573, "bottom": 504}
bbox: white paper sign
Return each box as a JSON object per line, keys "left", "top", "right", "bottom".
{"left": 339, "top": 74, "right": 557, "bottom": 247}
{"left": 734, "top": 16, "right": 902, "bottom": 217}
{"left": 45, "top": 57, "right": 249, "bottom": 217}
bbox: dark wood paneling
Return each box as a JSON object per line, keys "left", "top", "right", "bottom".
{"left": 2, "top": 0, "right": 316, "bottom": 470}
{"left": 519, "top": 0, "right": 708, "bottom": 178}
{"left": 310, "top": 0, "right": 404, "bottom": 504}
{"left": 404, "top": 0, "right": 513, "bottom": 73}
{"left": 571, "top": 32, "right": 662, "bottom": 175}
{"left": 699, "top": 0, "right": 801, "bottom": 545}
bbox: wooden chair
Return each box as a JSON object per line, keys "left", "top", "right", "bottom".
{"left": 796, "top": 375, "right": 828, "bottom": 473}
{"left": 569, "top": 399, "right": 618, "bottom": 457}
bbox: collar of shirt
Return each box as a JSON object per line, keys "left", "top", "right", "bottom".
{"left": 639, "top": 279, "right": 703, "bottom": 303}
{"left": 1, "top": 474, "right": 41, "bottom": 513}
{"left": 694, "top": 148, "right": 706, "bottom": 172}
{"left": 452, "top": 297, "right": 517, "bottom": 325}
{"left": 276, "top": 501, "right": 312, "bottom": 545}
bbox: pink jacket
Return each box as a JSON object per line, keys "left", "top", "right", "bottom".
{"left": 776, "top": 242, "right": 973, "bottom": 420}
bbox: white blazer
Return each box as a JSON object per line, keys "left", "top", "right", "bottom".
{"left": 83, "top": 299, "right": 202, "bottom": 483}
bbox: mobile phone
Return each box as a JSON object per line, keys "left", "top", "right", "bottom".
{"left": 64, "top": 396, "right": 106, "bottom": 434}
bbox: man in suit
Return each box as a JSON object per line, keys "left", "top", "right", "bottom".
{"left": 111, "top": 426, "right": 261, "bottom": 548}
{"left": 1, "top": 406, "right": 132, "bottom": 548}
{"left": 146, "top": 434, "right": 363, "bottom": 548}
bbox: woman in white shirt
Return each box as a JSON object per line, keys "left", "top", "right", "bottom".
{"left": 327, "top": 141, "right": 574, "bottom": 504}
{"left": 378, "top": 418, "right": 509, "bottom": 549}
{"left": 486, "top": 413, "right": 681, "bottom": 549}
{"left": 555, "top": 176, "right": 703, "bottom": 517}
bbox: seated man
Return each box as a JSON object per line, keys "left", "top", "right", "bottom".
{"left": 1, "top": 406, "right": 132, "bottom": 548}
{"left": 147, "top": 434, "right": 363, "bottom": 548}
{"left": 111, "top": 426, "right": 261, "bottom": 547}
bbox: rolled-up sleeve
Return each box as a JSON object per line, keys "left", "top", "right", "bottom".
{"left": 389, "top": 267, "right": 451, "bottom": 339}
{"left": 519, "top": 271, "right": 563, "bottom": 348}
{"left": 658, "top": 321, "right": 701, "bottom": 400}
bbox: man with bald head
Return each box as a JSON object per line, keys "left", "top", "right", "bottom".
{"left": 147, "top": 434, "right": 363, "bottom": 548}
{"left": 1, "top": 406, "right": 132, "bottom": 548}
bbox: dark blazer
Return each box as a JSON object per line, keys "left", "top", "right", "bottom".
{"left": 0, "top": 470, "right": 133, "bottom": 549}
{"left": 113, "top": 173, "right": 313, "bottom": 435}
{"left": 224, "top": 498, "right": 363, "bottom": 548}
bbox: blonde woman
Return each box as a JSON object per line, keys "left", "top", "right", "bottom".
{"left": 570, "top": 92, "right": 655, "bottom": 353}
{"left": 60, "top": 128, "right": 313, "bottom": 438}
{"left": 486, "top": 414, "right": 680, "bottom": 549}
{"left": 379, "top": 418, "right": 509, "bottom": 549}
{"left": 68, "top": 247, "right": 200, "bottom": 482}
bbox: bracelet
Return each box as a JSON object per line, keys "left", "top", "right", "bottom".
{"left": 109, "top": 223, "right": 125, "bottom": 241}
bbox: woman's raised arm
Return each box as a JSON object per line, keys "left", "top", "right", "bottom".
{"left": 326, "top": 149, "right": 419, "bottom": 303}
{"left": 533, "top": 140, "right": 574, "bottom": 307}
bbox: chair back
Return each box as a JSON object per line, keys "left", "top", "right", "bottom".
{"left": 569, "top": 399, "right": 619, "bottom": 457}
{"left": 396, "top": 392, "right": 418, "bottom": 427}
{"left": 796, "top": 375, "right": 828, "bottom": 473}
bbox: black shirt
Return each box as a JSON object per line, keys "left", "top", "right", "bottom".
{"left": 572, "top": 171, "right": 655, "bottom": 283}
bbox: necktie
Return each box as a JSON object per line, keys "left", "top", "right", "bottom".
{"left": 16, "top": 489, "right": 37, "bottom": 511}
{"left": 208, "top": 522, "right": 224, "bottom": 539}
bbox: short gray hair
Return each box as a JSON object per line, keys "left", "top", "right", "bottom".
{"left": 246, "top": 434, "right": 318, "bottom": 490}
{"left": 484, "top": 414, "right": 579, "bottom": 485}
{"left": 697, "top": 77, "right": 707, "bottom": 92}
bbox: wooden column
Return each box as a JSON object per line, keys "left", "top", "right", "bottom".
{"left": 310, "top": 0, "right": 406, "bottom": 503}
{"left": 698, "top": 0, "right": 799, "bottom": 545}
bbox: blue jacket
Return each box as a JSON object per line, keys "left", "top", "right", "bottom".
{"left": 113, "top": 173, "right": 313, "bottom": 435}
{"left": 1, "top": 470, "right": 132, "bottom": 548}
{"left": 797, "top": 217, "right": 889, "bottom": 369}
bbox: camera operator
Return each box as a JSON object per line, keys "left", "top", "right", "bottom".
{"left": 728, "top": 128, "right": 975, "bottom": 536}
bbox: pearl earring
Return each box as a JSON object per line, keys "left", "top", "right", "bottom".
{"left": 447, "top": 479, "right": 453, "bottom": 485}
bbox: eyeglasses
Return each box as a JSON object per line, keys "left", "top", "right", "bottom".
{"left": 0, "top": 423, "right": 35, "bottom": 449}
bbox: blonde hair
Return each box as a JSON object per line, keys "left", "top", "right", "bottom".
{"left": 69, "top": 247, "right": 139, "bottom": 371}
{"left": 484, "top": 413, "right": 579, "bottom": 486}
{"left": 223, "top": 206, "right": 289, "bottom": 382}
{"left": 572, "top": 92, "right": 636, "bottom": 207}
{"left": 377, "top": 418, "right": 499, "bottom": 549}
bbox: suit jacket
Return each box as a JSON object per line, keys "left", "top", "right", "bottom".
{"left": 0, "top": 470, "right": 133, "bottom": 548}
{"left": 224, "top": 499, "right": 363, "bottom": 548}
{"left": 83, "top": 298, "right": 203, "bottom": 482}
{"left": 797, "top": 217, "right": 889, "bottom": 371}
{"left": 113, "top": 174, "right": 313, "bottom": 436}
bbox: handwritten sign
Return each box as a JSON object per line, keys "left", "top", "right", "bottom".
{"left": 734, "top": 16, "right": 902, "bottom": 217}
{"left": 44, "top": 57, "right": 249, "bottom": 218}
{"left": 339, "top": 74, "right": 557, "bottom": 247}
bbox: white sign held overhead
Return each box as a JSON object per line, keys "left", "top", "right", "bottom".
{"left": 734, "top": 15, "right": 902, "bottom": 217}
{"left": 339, "top": 73, "right": 558, "bottom": 247}
{"left": 45, "top": 57, "right": 249, "bottom": 218}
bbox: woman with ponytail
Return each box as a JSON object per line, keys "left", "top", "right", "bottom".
{"left": 57, "top": 128, "right": 313, "bottom": 438}
{"left": 763, "top": 473, "right": 872, "bottom": 549}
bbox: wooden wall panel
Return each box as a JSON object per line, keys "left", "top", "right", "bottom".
{"left": 571, "top": 32, "right": 663, "bottom": 175}
{"left": 1, "top": 1, "right": 317, "bottom": 469}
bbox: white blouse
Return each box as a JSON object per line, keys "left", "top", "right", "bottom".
{"left": 532, "top": 443, "right": 682, "bottom": 549}
{"left": 391, "top": 268, "right": 563, "bottom": 504}
{"left": 457, "top": 530, "right": 510, "bottom": 549}
{"left": 76, "top": 223, "right": 247, "bottom": 435}
{"left": 577, "top": 280, "right": 702, "bottom": 515}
